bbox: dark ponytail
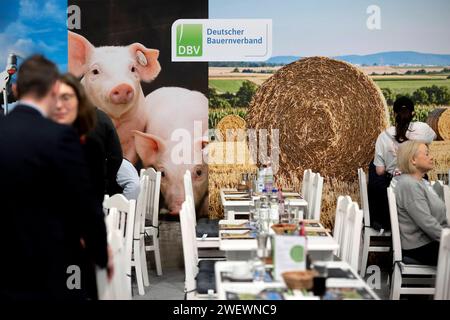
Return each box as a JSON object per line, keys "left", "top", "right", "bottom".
{"left": 394, "top": 109, "right": 413, "bottom": 143}
{"left": 393, "top": 97, "right": 414, "bottom": 143}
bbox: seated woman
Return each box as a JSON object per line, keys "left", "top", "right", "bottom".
{"left": 369, "top": 97, "right": 436, "bottom": 230}
{"left": 395, "top": 140, "right": 448, "bottom": 265}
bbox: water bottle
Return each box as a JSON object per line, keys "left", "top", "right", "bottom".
{"left": 265, "top": 165, "right": 274, "bottom": 192}
{"left": 259, "top": 195, "right": 270, "bottom": 232}
{"left": 269, "top": 195, "right": 279, "bottom": 226}
{"left": 277, "top": 189, "right": 285, "bottom": 221}
{"left": 257, "top": 166, "right": 266, "bottom": 193}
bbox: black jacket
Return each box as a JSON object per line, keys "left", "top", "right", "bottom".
{"left": 86, "top": 109, "right": 123, "bottom": 200}
{"left": 0, "top": 105, "right": 108, "bottom": 300}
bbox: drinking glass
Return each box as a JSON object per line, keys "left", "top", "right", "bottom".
{"left": 256, "top": 232, "right": 269, "bottom": 258}
{"left": 251, "top": 255, "right": 266, "bottom": 282}
{"left": 312, "top": 261, "right": 328, "bottom": 297}
{"left": 249, "top": 202, "right": 257, "bottom": 227}
{"left": 280, "top": 208, "right": 290, "bottom": 224}
{"left": 289, "top": 206, "right": 299, "bottom": 225}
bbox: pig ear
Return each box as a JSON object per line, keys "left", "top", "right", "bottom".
{"left": 133, "top": 130, "right": 165, "bottom": 165}
{"left": 194, "top": 136, "right": 209, "bottom": 160}
{"left": 68, "top": 31, "right": 94, "bottom": 77}
{"left": 129, "top": 43, "right": 161, "bottom": 82}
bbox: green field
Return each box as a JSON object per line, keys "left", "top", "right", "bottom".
{"left": 209, "top": 79, "right": 246, "bottom": 93}
{"left": 210, "top": 77, "right": 450, "bottom": 96}
{"left": 373, "top": 78, "right": 450, "bottom": 95}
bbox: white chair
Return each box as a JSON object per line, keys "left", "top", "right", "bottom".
{"left": 443, "top": 185, "right": 450, "bottom": 222}
{"left": 179, "top": 197, "right": 217, "bottom": 299}
{"left": 184, "top": 170, "right": 220, "bottom": 249}
{"left": 130, "top": 174, "right": 151, "bottom": 295}
{"left": 340, "top": 201, "right": 363, "bottom": 271}
{"left": 141, "top": 168, "right": 163, "bottom": 277}
{"left": 358, "top": 168, "right": 391, "bottom": 277}
{"left": 102, "top": 194, "right": 136, "bottom": 300}
{"left": 301, "top": 169, "right": 312, "bottom": 217}
{"left": 308, "top": 172, "right": 323, "bottom": 221}
{"left": 435, "top": 228, "right": 450, "bottom": 300}
{"left": 387, "top": 187, "right": 436, "bottom": 300}
{"left": 333, "top": 195, "right": 352, "bottom": 257}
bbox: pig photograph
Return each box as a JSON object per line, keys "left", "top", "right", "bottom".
{"left": 68, "top": 0, "right": 208, "bottom": 218}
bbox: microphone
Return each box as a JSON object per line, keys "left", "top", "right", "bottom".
{"left": 6, "top": 54, "right": 17, "bottom": 75}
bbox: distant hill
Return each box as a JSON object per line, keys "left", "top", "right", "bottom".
{"left": 337, "top": 51, "right": 450, "bottom": 66}
{"left": 210, "top": 51, "right": 450, "bottom": 67}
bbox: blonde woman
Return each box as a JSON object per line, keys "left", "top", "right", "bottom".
{"left": 395, "top": 141, "right": 448, "bottom": 265}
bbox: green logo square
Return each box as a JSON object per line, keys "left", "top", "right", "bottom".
{"left": 176, "top": 24, "right": 202, "bottom": 57}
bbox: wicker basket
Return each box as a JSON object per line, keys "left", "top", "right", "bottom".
{"left": 271, "top": 223, "right": 297, "bottom": 235}
{"left": 282, "top": 270, "right": 318, "bottom": 290}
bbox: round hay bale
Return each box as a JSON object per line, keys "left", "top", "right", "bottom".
{"left": 246, "top": 56, "right": 388, "bottom": 181}
{"left": 216, "top": 114, "right": 247, "bottom": 142}
{"left": 426, "top": 108, "right": 450, "bottom": 141}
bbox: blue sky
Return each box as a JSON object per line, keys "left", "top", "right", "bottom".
{"left": 209, "top": 0, "right": 450, "bottom": 57}
{"left": 0, "top": 0, "right": 67, "bottom": 72}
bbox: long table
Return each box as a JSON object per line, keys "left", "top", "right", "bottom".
{"left": 214, "top": 260, "right": 380, "bottom": 300}
{"left": 219, "top": 219, "right": 339, "bottom": 261}
{"left": 220, "top": 188, "right": 308, "bottom": 220}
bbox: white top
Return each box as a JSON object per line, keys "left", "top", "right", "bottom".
{"left": 374, "top": 122, "right": 436, "bottom": 174}
{"left": 116, "top": 159, "right": 140, "bottom": 200}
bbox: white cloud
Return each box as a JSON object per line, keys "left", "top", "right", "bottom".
{"left": 19, "top": 0, "right": 64, "bottom": 22}
{"left": 0, "top": 0, "right": 66, "bottom": 65}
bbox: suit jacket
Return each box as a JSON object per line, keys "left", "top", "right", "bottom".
{"left": 0, "top": 104, "right": 108, "bottom": 300}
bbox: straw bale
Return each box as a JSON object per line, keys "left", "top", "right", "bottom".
{"left": 429, "top": 141, "right": 450, "bottom": 180}
{"left": 426, "top": 108, "right": 450, "bottom": 141}
{"left": 246, "top": 56, "right": 388, "bottom": 181}
{"left": 216, "top": 114, "right": 247, "bottom": 142}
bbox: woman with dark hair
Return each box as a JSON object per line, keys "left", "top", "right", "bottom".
{"left": 52, "top": 73, "right": 97, "bottom": 139}
{"left": 368, "top": 97, "right": 436, "bottom": 230}
{"left": 50, "top": 73, "right": 123, "bottom": 203}
{"left": 374, "top": 96, "right": 436, "bottom": 178}
{"left": 49, "top": 73, "right": 115, "bottom": 299}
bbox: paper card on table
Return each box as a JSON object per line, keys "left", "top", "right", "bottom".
{"left": 225, "top": 197, "right": 252, "bottom": 201}
{"left": 220, "top": 222, "right": 252, "bottom": 230}
{"left": 284, "top": 195, "right": 302, "bottom": 200}
{"left": 324, "top": 287, "right": 374, "bottom": 300}
{"left": 221, "top": 231, "right": 256, "bottom": 239}
{"left": 223, "top": 191, "right": 249, "bottom": 195}
{"left": 281, "top": 191, "right": 298, "bottom": 196}
{"left": 305, "top": 230, "right": 328, "bottom": 237}
{"left": 304, "top": 222, "right": 321, "bottom": 228}
{"left": 273, "top": 235, "right": 306, "bottom": 281}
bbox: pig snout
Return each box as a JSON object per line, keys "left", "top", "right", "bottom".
{"left": 110, "top": 84, "right": 134, "bottom": 104}
{"left": 168, "top": 197, "right": 185, "bottom": 215}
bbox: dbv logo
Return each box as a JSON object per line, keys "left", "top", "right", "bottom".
{"left": 176, "top": 24, "right": 202, "bottom": 57}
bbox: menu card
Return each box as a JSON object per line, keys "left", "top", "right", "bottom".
{"left": 273, "top": 235, "right": 306, "bottom": 281}
{"left": 221, "top": 231, "right": 257, "bottom": 239}
{"left": 220, "top": 222, "right": 253, "bottom": 230}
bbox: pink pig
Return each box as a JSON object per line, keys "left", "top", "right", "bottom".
{"left": 68, "top": 31, "right": 161, "bottom": 163}
{"left": 133, "top": 87, "right": 208, "bottom": 217}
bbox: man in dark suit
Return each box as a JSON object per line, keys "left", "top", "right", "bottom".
{"left": 0, "top": 55, "right": 111, "bottom": 300}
